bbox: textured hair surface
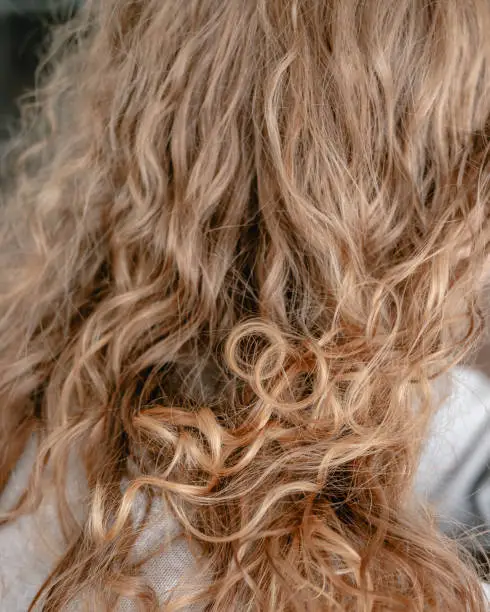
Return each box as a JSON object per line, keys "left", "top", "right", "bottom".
{"left": 1, "top": 1, "right": 490, "bottom": 610}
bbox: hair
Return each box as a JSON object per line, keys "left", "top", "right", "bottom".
{"left": 1, "top": 0, "right": 490, "bottom": 610}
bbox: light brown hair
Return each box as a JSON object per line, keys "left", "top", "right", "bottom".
{"left": 1, "top": 0, "right": 490, "bottom": 609}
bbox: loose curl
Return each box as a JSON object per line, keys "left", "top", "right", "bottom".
{"left": 1, "top": 0, "right": 490, "bottom": 610}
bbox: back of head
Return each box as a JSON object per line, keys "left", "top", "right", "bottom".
{"left": 0, "top": 1, "right": 489, "bottom": 610}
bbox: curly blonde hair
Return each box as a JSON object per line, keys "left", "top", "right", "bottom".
{"left": 1, "top": 0, "right": 490, "bottom": 610}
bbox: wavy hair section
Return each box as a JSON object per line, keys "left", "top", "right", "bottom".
{"left": 1, "top": 1, "right": 490, "bottom": 610}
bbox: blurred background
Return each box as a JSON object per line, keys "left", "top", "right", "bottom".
{"left": 0, "top": 0, "right": 489, "bottom": 586}
{"left": 0, "top": 0, "right": 76, "bottom": 140}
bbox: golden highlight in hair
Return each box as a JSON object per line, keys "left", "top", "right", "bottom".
{"left": 1, "top": 0, "right": 490, "bottom": 610}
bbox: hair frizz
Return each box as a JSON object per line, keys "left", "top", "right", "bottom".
{"left": 1, "top": 1, "right": 490, "bottom": 610}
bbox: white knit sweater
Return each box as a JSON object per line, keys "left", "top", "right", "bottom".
{"left": 1, "top": 366, "right": 489, "bottom": 610}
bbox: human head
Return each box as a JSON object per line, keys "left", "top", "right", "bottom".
{"left": 1, "top": 1, "right": 489, "bottom": 610}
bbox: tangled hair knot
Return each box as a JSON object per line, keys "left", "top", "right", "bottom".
{"left": 0, "top": 0, "right": 490, "bottom": 610}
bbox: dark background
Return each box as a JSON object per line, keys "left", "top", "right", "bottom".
{"left": 0, "top": 0, "right": 76, "bottom": 139}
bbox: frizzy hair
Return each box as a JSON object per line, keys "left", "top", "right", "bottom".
{"left": 0, "top": 0, "right": 490, "bottom": 610}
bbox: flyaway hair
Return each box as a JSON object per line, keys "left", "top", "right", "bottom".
{"left": 0, "top": 1, "right": 490, "bottom": 610}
